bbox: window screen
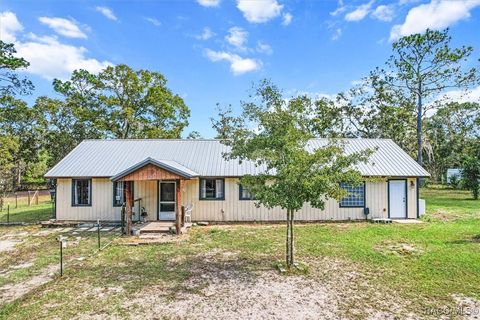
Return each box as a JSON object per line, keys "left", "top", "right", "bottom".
{"left": 72, "top": 179, "right": 91, "bottom": 206}
{"left": 339, "top": 182, "right": 365, "bottom": 207}
{"left": 200, "top": 178, "right": 224, "bottom": 200}
{"left": 239, "top": 184, "right": 255, "bottom": 200}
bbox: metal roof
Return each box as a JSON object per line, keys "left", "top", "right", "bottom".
{"left": 45, "top": 138, "right": 430, "bottom": 178}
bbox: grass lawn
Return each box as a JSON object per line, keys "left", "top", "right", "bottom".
{"left": 0, "top": 196, "right": 54, "bottom": 223}
{"left": 0, "top": 187, "right": 479, "bottom": 319}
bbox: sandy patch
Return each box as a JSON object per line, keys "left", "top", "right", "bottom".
{"left": 114, "top": 250, "right": 418, "bottom": 320}
{"left": 0, "top": 264, "right": 58, "bottom": 304}
{"left": 0, "top": 239, "right": 23, "bottom": 253}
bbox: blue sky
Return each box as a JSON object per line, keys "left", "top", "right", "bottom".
{"left": 1, "top": 0, "right": 480, "bottom": 137}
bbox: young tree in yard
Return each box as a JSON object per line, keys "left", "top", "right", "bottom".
{"left": 462, "top": 156, "right": 480, "bottom": 200}
{"left": 361, "top": 29, "right": 479, "bottom": 166}
{"left": 212, "top": 81, "right": 371, "bottom": 268}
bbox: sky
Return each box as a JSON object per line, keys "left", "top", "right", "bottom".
{"left": 1, "top": 0, "right": 480, "bottom": 138}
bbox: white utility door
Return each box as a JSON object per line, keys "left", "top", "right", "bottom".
{"left": 159, "top": 182, "right": 176, "bottom": 221}
{"left": 389, "top": 180, "right": 407, "bottom": 219}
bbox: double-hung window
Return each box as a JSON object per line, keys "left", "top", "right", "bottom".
{"left": 199, "top": 178, "right": 225, "bottom": 200}
{"left": 339, "top": 182, "right": 365, "bottom": 207}
{"left": 239, "top": 184, "right": 256, "bottom": 200}
{"left": 113, "top": 181, "right": 125, "bottom": 207}
{"left": 72, "top": 179, "right": 91, "bottom": 206}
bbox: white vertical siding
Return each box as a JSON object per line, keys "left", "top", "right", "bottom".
{"left": 134, "top": 180, "right": 157, "bottom": 221}
{"left": 182, "top": 178, "right": 389, "bottom": 222}
{"left": 366, "top": 180, "right": 388, "bottom": 219}
{"left": 407, "top": 178, "right": 417, "bottom": 218}
{"left": 56, "top": 178, "right": 121, "bottom": 221}
{"left": 56, "top": 177, "right": 409, "bottom": 222}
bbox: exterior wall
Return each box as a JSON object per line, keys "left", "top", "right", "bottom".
{"left": 56, "top": 176, "right": 417, "bottom": 222}
{"left": 134, "top": 180, "right": 157, "bottom": 221}
{"left": 407, "top": 177, "right": 418, "bottom": 218}
{"left": 182, "top": 178, "right": 390, "bottom": 222}
{"left": 57, "top": 178, "right": 122, "bottom": 221}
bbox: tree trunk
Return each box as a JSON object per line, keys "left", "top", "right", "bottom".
{"left": 290, "top": 210, "right": 294, "bottom": 266}
{"left": 286, "top": 209, "right": 291, "bottom": 268}
{"left": 417, "top": 85, "right": 423, "bottom": 167}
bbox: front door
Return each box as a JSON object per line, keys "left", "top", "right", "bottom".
{"left": 159, "top": 182, "right": 176, "bottom": 221}
{"left": 389, "top": 180, "right": 407, "bottom": 219}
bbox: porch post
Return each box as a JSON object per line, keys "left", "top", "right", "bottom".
{"left": 125, "top": 181, "right": 132, "bottom": 236}
{"left": 175, "top": 179, "right": 182, "bottom": 235}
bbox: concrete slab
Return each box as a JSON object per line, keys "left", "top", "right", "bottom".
{"left": 392, "top": 219, "right": 424, "bottom": 224}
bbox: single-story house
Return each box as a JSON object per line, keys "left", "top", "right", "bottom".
{"left": 45, "top": 138, "right": 430, "bottom": 222}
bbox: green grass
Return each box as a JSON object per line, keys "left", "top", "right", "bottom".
{"left": 0, "top": 187, "right": 479, "bottom": 319}
{"left": 0, "top": 197, "right": 53, "bottom": 223}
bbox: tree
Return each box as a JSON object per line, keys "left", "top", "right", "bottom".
{"left": 213, "top": 81, "right": 370, "bottom": 268}
{"left": 97, "top": 65, "right": 190, "bottom": 138}
{"left": 0, "top": 96, "right": 44, "bottom": 189}
{"left": 462, "top": 156, "right": 480, "bottom": 200}
{"left": 0, "top": 41, "right": 34, "bottom": 96}
{"left": 426, "top": 102, "right": 480, "bottom": 181}
{"left": 367, "top": 29, "right": 478, "bottom": 166}
{"left": 186, "top": 131, "right": 202, "bottom": 139}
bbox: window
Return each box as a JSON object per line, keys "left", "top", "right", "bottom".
{"left": 199, "top": 178, "right": 224, "bottom": 200}
{"left": 113, "top": 181, "right": 133, "bottom": 207}
{"left": 239, "top": 184, "right": 255, "bottom": 200}
{"left": 339, "top": 182, "right": 365, "bottom": 207}
{"left": 72, "top": 179, "right": 91, "bottom": 206}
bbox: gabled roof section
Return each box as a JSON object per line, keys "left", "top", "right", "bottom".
{"left": 110, "top": 157, "right": 198, "bottom": 181}
{"left": 45, "top": 138, "right": 430, "bottom": 178}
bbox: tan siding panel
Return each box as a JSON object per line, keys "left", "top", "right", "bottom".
{"left": 56, "top": 176, "right": 410, "bottom": 221}
{"left": 56, "top": 178, "right": 121, "bottom": 221}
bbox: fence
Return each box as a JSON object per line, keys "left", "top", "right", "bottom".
{"left": 0, "top": 190, "right": 54, "bottom": 224}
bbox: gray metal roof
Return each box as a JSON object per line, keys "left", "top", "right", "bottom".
{"left": 45, "top": 138, "right": 430, "bottom": 178}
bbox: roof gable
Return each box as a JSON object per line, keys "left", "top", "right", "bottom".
{"left": 111, "top": 158, "right": 199, "bottom": 181}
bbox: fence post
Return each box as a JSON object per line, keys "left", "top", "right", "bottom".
{"left": 15, "top": 193, "right": 18, "bottom": 209}
{"left": 36, "top": 189, "right": 39, "bottom": 205}
{"left": 7, "top": 205, "right": 9, "bottom": 224}
{"left": 27, "top": 191, "right": 31, "bottom": 207}
{"left": 97, "top": 219, "right": 101, "bottom": 249}
{"left": 59, "top": 237, "right": 64, "bottom": 277}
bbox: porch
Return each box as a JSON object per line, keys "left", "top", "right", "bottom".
{"left": 111, "top": 158, "right": 198, "bottom": 236}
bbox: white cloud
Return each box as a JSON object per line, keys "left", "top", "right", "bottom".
{"left": 371, "top": 5, "right": 395, "bottom": 22}
{"left": 0, "top": 11, "right": 111, "bottom": 80}
{"left": 390, "top": 0, "right": 480, "bottom": 40}
{"left": 197, "top": 0, "right": 221, "bottom": 7}
{"left": 205, "top": 49, "right": 261, "bottom": 75}
{"left": 95, "top": 6, "right": 117, "bottom": 21}
{"left": 145, "top": 17, "right": 161, "bottom": 26}
{"left": 345, "top": 0, "right": 374, "bottom": 21}
{"left": 332, "top": 28, "right": 342, "bottom": 40}
{"left": 282, "top": 12, "right": 293, "bottom": 25}
{"left": 330, "top": 0, "right": 347, "bottom": 16}
{"left": 440, "top": 86, "right": 480, "bottom": 104}
{"left": 256, "top": 41, "right": 273, "bottom": 55}
{"left": 0, "top": 11, "right": 23, "bottom": 42}
{"left": 16, "top": 34, "right": 111, "bottom": 80}
{"left": 225, "top": 27, "right": 248, "bottom": 49}
{"left": 236, "top": 0, "right": 283, "bottom": 23}
{"left": 38, "top": 17, "right": 87, "bottom": 39}
{"left": 195, "top": 27, "right": 215, "bottom": 40}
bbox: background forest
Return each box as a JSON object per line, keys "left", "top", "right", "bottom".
{"left": 0, "top": 28, "right": 479, "bottom": 197}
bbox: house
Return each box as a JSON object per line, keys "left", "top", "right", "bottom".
{"left": 45, "top": 138, "right": 430, "bottom": 222}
